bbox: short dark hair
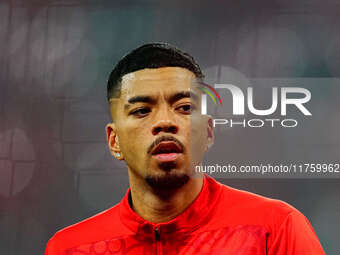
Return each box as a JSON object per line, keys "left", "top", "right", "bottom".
{"left": 107, "top": 42, "right": 204, "bottom": 101}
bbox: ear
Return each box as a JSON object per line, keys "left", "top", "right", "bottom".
{"left": 106, "top": 123, "right": 124, "bottom": 160}
{"left": 207, "top": 116, "right": 214, "bottom": 150}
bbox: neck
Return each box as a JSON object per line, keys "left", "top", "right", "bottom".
{"left": 128, "top": 170, "right": 204, "bottom": 223}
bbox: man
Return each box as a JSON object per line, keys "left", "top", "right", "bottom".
{"left": 44, "top": 43, "right": 325, "bottom": 254}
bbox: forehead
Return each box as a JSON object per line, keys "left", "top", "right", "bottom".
{"left": 120, "top": 67, "right": 197, "bottom": 96}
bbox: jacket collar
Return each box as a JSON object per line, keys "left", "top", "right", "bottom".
{"left": 119, "top": 174, "right": 223, "bottom": 239}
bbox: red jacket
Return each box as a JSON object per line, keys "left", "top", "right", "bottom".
{"left": 45, "top": 175, "right": 325, "bottom": 254}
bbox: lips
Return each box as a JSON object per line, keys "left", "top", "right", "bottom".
{"left": 151, "top": 142, "right": 183, "bottom": 155}
{"left": 151, "top": 141, "right": 183, "bottom": 162}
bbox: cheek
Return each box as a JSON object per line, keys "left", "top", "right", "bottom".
{"left": 118, "top": 123, "right": 151, "bottom": 157}
{"left": 190, "top": 126, "right": 207, "bottom": 148}
{"left": 190, "top": 115, "right": 208, "bottom": 141}
{"left": 188, "top": 118, "right": 208, "bottom": 162}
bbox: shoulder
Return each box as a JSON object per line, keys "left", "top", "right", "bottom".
{"left": 221, "top": 181, "right": 295, "bottom": 212}
{"left": 204, "top": 177, "right": 325, "bottom": 253}
{"left": 210, "top": 178, "right": 301, "bottom": 230}
{"left": 45, "top": 202, "right": 129, "bottom": 253}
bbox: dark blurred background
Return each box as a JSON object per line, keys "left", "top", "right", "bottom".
{"left": 0, "top": 0, "right": 339, "bottom": 254}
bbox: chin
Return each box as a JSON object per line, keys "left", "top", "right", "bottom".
{"left": 145, "top": 169, "right": 190, "bottom": 191}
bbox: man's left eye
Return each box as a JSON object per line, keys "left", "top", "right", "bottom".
{"left": 176, "top": 104, "right": 193, "bottom": 114}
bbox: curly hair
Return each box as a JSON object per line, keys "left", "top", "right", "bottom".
{"left": 107, "top": 42, "right": 204, "bottom": 101}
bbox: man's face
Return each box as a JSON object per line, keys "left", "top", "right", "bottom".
{"left": 106, "top": 67, "right": 213, "bottom": 189}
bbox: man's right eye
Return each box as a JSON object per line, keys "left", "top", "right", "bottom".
{"left": 130, "top": 107, "right": 151, "bottom": 117}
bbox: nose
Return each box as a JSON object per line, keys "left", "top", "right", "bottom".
{"left": 151, "top": 108, "right": 179, "bottom": 135}
{"left": 152, "top": 120, "right": 178, "bottom": 135}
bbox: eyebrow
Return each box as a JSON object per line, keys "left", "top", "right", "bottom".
{"left": 127, "top": 95, "right": 156, "bottom": 104}
{"left": 124, "top": 91, "right": 199, "bottom": 110}
{"left": 124, "top": 95, "right": 156, "bottom": 110}
{"left": 168, "top": 91, "right": 199, "bottom": 104}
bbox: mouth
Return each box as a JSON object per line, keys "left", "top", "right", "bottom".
{"left": 151, "top": 141, "right": 183, "bottom": 162}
